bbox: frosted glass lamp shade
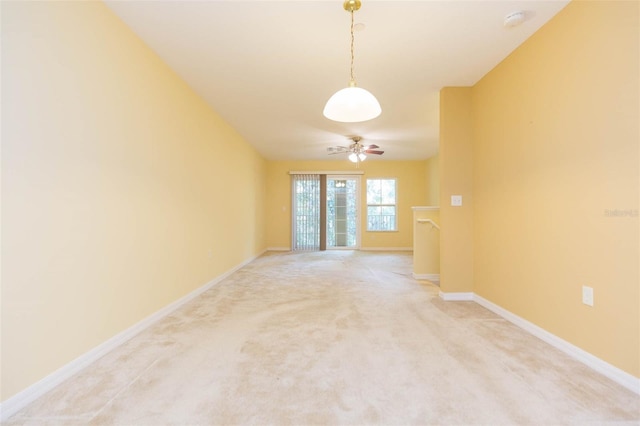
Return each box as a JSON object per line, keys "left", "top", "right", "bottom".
{"left": 323, "top": 86, "right": 382, "bottom": 123}
{"left": 348, "top": 152, "right": 367, "bottom": 163}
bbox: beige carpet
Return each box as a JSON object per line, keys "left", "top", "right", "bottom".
{"left": 5, "top": 251, "right": 639, "bottom": 425}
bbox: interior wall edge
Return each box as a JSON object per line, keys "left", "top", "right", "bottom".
{"left": 437, "top": 291, "right": 640, "bottom": 393}
{"left": 359, "top": 247, "right": 413, "bottom": 252}
{"left": 473, "top": 294, "right": 640, "bottom": 395}
{"left": 0, "top": 250, "right": 267, "bottom": 421}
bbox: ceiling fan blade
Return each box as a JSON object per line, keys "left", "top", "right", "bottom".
{"left": 363, "top": 144, "right": 379, "bottom": 150}
{"left": 365, "top": 150, "right": 384, "bottom": 155}
{"left": 327, "top": 146, "right": 349, "bottom": 154}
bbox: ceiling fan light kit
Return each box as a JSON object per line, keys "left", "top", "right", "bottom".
{"left": 348, "top": 152, "right": 366, "bottom": 163}
{"left": 323, "top": 0, "right": 381, "bottom": 123}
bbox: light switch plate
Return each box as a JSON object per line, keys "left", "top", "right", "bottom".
{"left": 451, "top": 195, "right": 463, "bottom": 206}
{"left": 582, "top": 286, "right": 594, "bottom": 306}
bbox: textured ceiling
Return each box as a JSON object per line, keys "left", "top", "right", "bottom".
{"left": 105, "top": 0, "right": 569, "bottom": 161}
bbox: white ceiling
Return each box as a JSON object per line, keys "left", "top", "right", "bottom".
{"left": 105, "top": 0, "right": 569, "bottom": 161}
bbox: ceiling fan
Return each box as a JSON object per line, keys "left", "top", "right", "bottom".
{"left": 326, "top": 136, "right": 384, "bottom": 165}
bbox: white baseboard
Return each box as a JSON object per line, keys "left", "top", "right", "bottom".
{"left": 473, "top": 294, "right": 640, "bottom": 395}
{"left": 439, "top": 291, "right": 474, "bottom": 301}
{"left": 413, "top": 273, "right": 440, "bottom": 281}
{"left": 267, "top": 247, "right": 412, "bottom": 252}
{"left": 360, "top": 247, "right": 413, "bottom": 252}
{"left": 4, "top": 263, "right": 636, "bottom": 421}
{"left": 0, "top": 251, "right": 265, "bottom": 422}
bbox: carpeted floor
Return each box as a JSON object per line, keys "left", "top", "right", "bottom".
{"left": 5, "top": 251, "right": 639, "bottom": 425}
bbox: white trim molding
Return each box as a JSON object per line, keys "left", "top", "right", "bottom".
{"left": 473, "top": 294, "right": 640, "bottom": 395}
{"left": 266, "top": 247, "right": 291, "bottom": 252}
{"left": 288, "top": 170, "right": 364, "bottom": 175}
{"left": 413, "top": 273, "right": 440, "bottom": 281}
{"left": 439, "top": 291, "right": 474, "bottom": 301}
{"left": 438, "top": 291, "right": 640, "bottom": 394}
{"left": 411, "top": 206, "right": 440, "bottom": 211}
{"left": 0, "top": 251, "right": 266, "bottom": 422}
{"left": 360, "top": 247, "right": 412, "bottom": 252}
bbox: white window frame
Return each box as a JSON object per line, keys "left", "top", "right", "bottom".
{"left": 366, "top": 178, "right": 397, "bottom": 232}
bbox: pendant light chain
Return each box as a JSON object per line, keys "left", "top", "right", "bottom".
{"left": 350, "top": 8, "right": 356, "bottom": 85}
{"left": 322, "top": 0, "right": 381, "bottom": 123}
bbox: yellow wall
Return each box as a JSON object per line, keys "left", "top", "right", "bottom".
{"left": 412, "top": 208, "right": 440, "bottom": 276}
{"left": 3, "top": 0, "right": 636, "bottom": 406}
{"left": 424, "top": 154, "right": 440, "bottom": 207}
{"left": 1, "top": 1, "right": 266, "bottom": 400}
{"left": 472, "top": 0, "right": 639, "bottom": 376}
{"left": 266, "top": 160, "right": 427, "bottom": 250}
{"left": 439, "top": 88, "right": 474, "bottom": 293}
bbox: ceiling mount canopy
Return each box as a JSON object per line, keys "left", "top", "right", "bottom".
{"left": 323, "top": 0, "right": 382, "bottom": 123}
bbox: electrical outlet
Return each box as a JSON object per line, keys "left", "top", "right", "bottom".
{"left": 451, "top": 195, "right": 463, "bottom": 206}
{"left": 582, "top": 286, "right": 594, "bottom": 307}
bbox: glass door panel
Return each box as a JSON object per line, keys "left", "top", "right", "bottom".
{"left": 326, "top": 176, "right": 359, "bottom": 249}
{"left": 292, "top": 174, "right": 320, "bottom": 251}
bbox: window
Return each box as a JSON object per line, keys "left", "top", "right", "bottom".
{"left": 367, "top": 178, "right": 397, "bottom": 231}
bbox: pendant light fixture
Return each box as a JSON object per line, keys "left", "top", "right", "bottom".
{"left": 323, "top": 0, "right": 381, "bottom": 123}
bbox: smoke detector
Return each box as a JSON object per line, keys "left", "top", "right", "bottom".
{"left": 504, "top": 11, "right": 526, "bottom": 28}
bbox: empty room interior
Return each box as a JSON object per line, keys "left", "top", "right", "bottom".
{"left": 1, "top": 0, "right": 639, "bottom": 424}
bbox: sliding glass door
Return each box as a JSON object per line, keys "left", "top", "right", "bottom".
{"left": 326, "top": 176, "right": 360, "bottom": 249}
{"left": 292, "top": 174, "right": 360, "bottom": 251}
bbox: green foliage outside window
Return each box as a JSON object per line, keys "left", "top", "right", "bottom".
{"left": 366, "top": 179, "right": 396, "bottom": 231}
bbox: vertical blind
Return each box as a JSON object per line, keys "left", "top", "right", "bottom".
{"left": 292, "top": 174, "right": 320, "bottom": 251}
